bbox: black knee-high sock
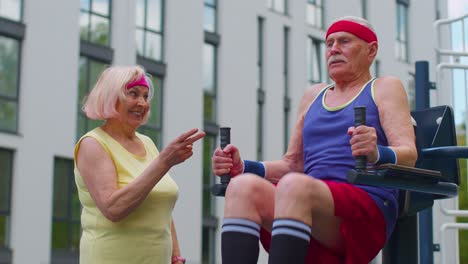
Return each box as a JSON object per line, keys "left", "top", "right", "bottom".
{"left": 221, "top": 218, "right": 260, "bottom": 264}
{"left": 268, "top": 219, "right": 311, "bottom": 264}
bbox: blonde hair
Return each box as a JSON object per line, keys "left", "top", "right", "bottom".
{"left": 82, "top": 65, "right": 154, "bottom": 121}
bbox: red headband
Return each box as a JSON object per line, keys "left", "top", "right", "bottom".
{"left": 326, "top": 20, "right": 377, "bottom": 43}
{"left": 126, "top": 74, "right": 149, "bottom": 89}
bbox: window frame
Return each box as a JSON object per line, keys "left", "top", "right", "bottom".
{"left": 76, "top": 56, "right": 111, "bottom": 139}
{"left": 0, "top": 148, "right": 13, "bottom": 217}
{"left": 0, "top": 17, "right": 25, "bottom": 39}
{"left": 306, "top": 0, "right": 324, "bottom": 29}
{"left": 135, "top": 1, "right": 167, "bottom": 148}
{"left": 201, "top": 11, "right": 221, "bottom": 264}
{"left": 267, "top": 0, "right": 288, "bottom": 15}
{"left": 361, "top": 0, "right": 368, "bottom": 19}
{"left": 77, "top": 1, "right": 113, "bottom": 139}
{"left": 257, "top": 16, "right": 265, "bottom": 161}
{"left": 0, "top": 147, "right": 14, "bottom": 264}
{"left": 283, "top": 26, "right": 291, "bottom": 153}
{"left": 204, "top": 0, "right": 218, "bottom": 33}
{"left": 374, "top": 59, "right": 381, "bottom": 78}
{"left": 0, "top": 248, "right": 12, "bottom": 263}
{"left": 307, "top": 36, "right": 327, "bottom": 85}
{"left": 0, "top": 17, "right": 25, "bottom": 134}
{"left": 50, "top": 157, "right": 80, "bottom": 264}
{"left": 80, "top": 0, "right": 113, "bottom": 47}
{"left": 136, "top": 58, "right": 166, "bottom": 149}
{"left": 0, "top": 0, "right": 23, "bottom": 21}
{"left": 396, "top": 1, "right": 409, "bottom": 62}
{"left": 136, "top": 0, "right": 165, "bottom": 62}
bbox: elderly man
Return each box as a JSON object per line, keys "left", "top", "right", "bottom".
{"left": 212, "top": 16, "right": 417, "bottom": 264}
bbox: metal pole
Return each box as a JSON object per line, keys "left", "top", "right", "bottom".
{"left": 415, "top": 60, "right": 434, "bottom": 264}
{"left": 415, "top": 61, "right": 430, "bottom": 109}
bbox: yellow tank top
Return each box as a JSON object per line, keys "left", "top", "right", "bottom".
{"left": 74, "top": 127, "right": 179, "bottom": 264}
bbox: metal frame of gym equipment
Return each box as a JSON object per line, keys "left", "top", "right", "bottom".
{"left": 347, "top": 61, "right": 468, "bottom": 264}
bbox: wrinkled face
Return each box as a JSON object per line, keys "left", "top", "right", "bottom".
{"left": 117, "top": 86, "right": 150, "bottom": 128}
{"left": 326, "top": 31, "right": 372, "bottom": 80}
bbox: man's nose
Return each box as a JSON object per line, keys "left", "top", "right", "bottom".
{"left": 329, "top": 43, "right": 341, "bottom": 54}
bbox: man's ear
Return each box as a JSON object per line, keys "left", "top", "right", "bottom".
{"left": 368, "top": 41, "right": 378, "bottom": 59}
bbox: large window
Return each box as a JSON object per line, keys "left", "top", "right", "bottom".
{"left": 202, "top": 1, "right": 220, "bottom": 262}
{"left": 0, "top": 0, "right": 21, "bottom": 21}
{"left": 80, "top": 0, "right": 111, "bottom": 46}
{"left": 202, "top": 42, "right": 218, "bottom": 264}
{"left": 204, "top": 0, "right": 217, "bottom": 33}
{"left": 267, "top": 0, "right": 287, "bottom": 15}
{"left": 136, "top": 0, "right": 164, "bottom": 62}
{"left": 203, "top": 44, "right": 217, "bottom": 125}
{"left": 396, "top": 0, "right": 409, "bottom": 62}
{"left": 0, "top": 2, "right": 21, "bottom": 259}
{"left": 0, "top": 148, "right": 13, "bottom": 250}
{"left": 0, "top": 0, "right": 24, "bottom": 134}
{"left": 136, "top": 0, "right": 167, "bottom": 147}
{"left": 77, "top": 57, "right": 107, "bottom": 138}
{"left": 78, "top": 0, "right": 113, "bottom": 139}
{"left": 361, "top": 0, "right": 367, "bottom": 19}
{"left": 0, "top": 35, "right": 20, "bottom": 133}
{"left": 51, "top": 158, "right": 80, "bottom": 263}
{"left": 374, "top": 59, "right": 381, "bottom": 78}
{"left": 306, "top": 0, "right": 323, "bottom": 29}
{"left": 307, "top": 36, "right": 327, "bottom": 85}
{"left": 137, "top": 74, "right": 163, "bottom": 148}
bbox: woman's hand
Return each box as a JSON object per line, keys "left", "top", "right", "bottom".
{"left": 159, "top": 128, "right": 205, "bottom": 169}
{"left": 171, "top": 256, "right": 186, "bottom": 264}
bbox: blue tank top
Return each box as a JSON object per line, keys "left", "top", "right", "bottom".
{"left": 302, "top": 78, "right": 398, "bottom": 238}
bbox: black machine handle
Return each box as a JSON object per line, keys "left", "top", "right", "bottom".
{"left": 354, "top": 106, "right": 367, "bottom": 170}
{"left": 211, "top": 127, "right": 231, "bottom": 196}
{"left": 421, "top": 146, "right": 468, "bottom": 159}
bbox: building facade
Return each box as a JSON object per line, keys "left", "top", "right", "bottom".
{"left": 1, "top": 0, "right": 464, "bottom": 264}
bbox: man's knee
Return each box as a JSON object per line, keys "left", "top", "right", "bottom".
{"left": 277, "top": 173, "right": 314, "bottom": 193}
{"left": 276, "top": 173, "right": 322, "bottom": 207}
{"left": 225, "top": 173, "right": 267, "bottom": 202}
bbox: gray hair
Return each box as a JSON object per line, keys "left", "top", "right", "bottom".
{"left": 330, "top": 16, "right": 376, "bottom": 33}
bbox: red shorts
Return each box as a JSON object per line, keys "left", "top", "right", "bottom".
{"left": 260, "top": 180, "right": 386, "bottom": 264}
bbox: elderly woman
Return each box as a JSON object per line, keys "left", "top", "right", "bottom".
{"left": 74, "top": 65, "right": 205, "bottom": 264}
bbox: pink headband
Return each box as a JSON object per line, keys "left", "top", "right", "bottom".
{"left": 326, "top": 20, "right": 378, "bottom": 43}
{"left": 126, "top": 74, "right": 149, "bottom": 89}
